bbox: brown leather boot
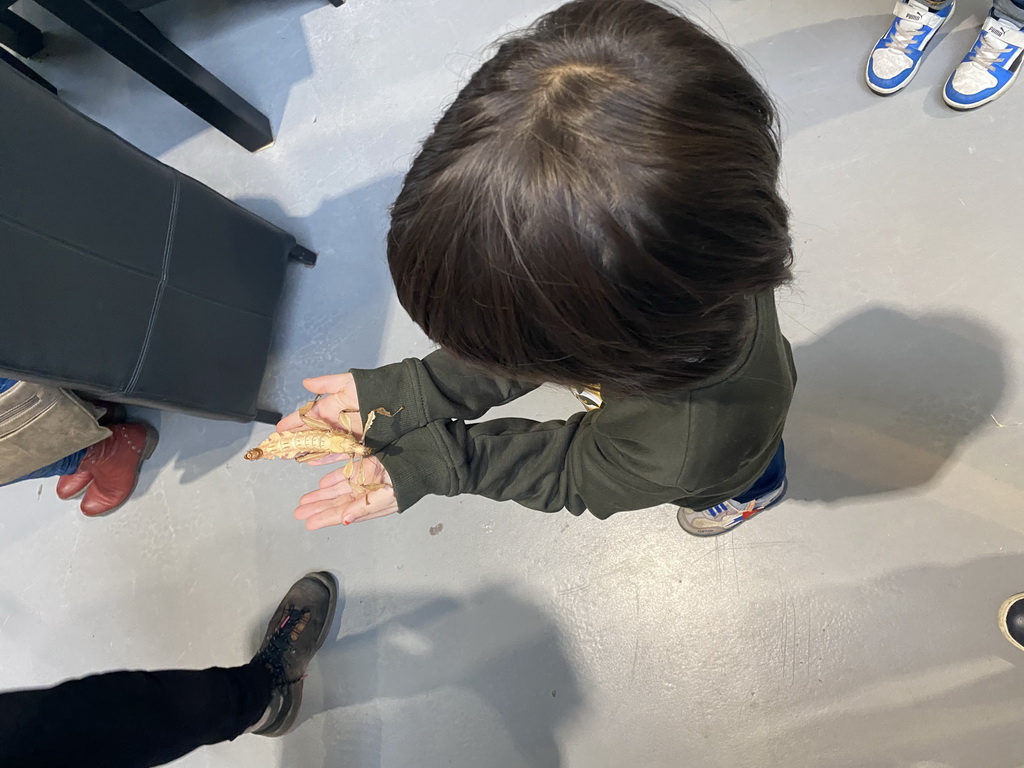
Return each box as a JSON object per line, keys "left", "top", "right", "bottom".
{"left": 76, "top": 423, "right": 158, "bottom": 517}
{"left": 55, "top": 464, "right": 94, "bottom": 500}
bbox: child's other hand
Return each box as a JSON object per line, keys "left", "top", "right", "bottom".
{"left": 277, "top": 373, "right": 362, "bottom": 438}
{"left": 293, "top": 457, "right": 399, "bottom": 530}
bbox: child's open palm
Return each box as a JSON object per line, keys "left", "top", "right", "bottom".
{"left": 278, "top": 373, "right": 400, "bottom": 529}
{"left": 294, "top": 456, "right": 399, "bottom": 529}
{"left": 276, "top": 373, "right": 362, "bottom": 441}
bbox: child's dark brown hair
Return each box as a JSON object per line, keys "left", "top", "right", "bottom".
{"left": 388, "top": 0, "right": 792, "bottom": 396}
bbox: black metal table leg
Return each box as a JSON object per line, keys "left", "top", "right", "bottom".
{"left": 0, "top": 9, "right": 44, "bottom": 57}
{"left": 288, "top": 244, "right": 318, "bottom": 267}
{"left": 32, "top": 0, "right": 273, "bottom": 151}
{"left": 255, "top": 409, "right": 283, "bottom": 425}
{"left": 0, "top": 46, "right": 57, "bottom": 92}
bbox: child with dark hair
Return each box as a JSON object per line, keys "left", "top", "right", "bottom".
{"left": 280, "top": 0, "right": 797, "bottom": 537}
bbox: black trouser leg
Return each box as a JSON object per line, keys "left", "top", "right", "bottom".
{"left": 0, "top": 662, "right": 273, "bottom": 768}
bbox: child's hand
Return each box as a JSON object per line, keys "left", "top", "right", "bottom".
{"left": 277, "top": 373, "right": 362, "bottom": 439}
{"left": 293, "top": 457, "right": 399, "bottom": 530}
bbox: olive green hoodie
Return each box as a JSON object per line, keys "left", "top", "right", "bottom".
{"left": 350, "top": 291, "right": 795, "bottom": 517}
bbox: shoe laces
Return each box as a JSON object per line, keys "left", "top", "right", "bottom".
{"left": 886, "top": 3, "right": 934, "bottom": 53}
{"left": 967, "top": 22, "right": 1015, "bottom": 72}
{"left": 257, "top": 605, "right": 311, "bottom": 686}
{"left": 887, "top": 22, "right": 924, "bottom": 54}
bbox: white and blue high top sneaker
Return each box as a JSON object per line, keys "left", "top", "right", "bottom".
{"left": 867, "top": 0, "right": 956, "bottom": 95}
{"left": 944, "top": 13, "right": 1024, "bottom": 109}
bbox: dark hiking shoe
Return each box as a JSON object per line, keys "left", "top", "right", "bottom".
{"left": 252, "top": 571, "right": 338, "bottom": 737}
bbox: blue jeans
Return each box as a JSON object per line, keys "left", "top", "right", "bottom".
{"left": 992, "top": 0, "right": 1024, "bottom": 23}
{"left": 0, "top": 378, "right": 86, "bottom": 486}
{"left": 733, "top": 440, "right": 786, "bottom": 503}
{"left": 930, "top": 0, "right": 1024, "bottom": 25}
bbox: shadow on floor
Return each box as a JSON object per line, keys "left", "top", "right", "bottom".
{"left": 240, "top": 174, "right": 404, "bottom": 410}
{"left": 725, "top": 553, "right": 1024, "bottom": 768}
{"left": 129, "top": 175, "right": 401, "bottom": 490}
{"left": 737, "top": 10, "right": 982, "bottom": 140}
{"left": 17, "top": 0, "right": 339, "bottom": 155}
{"left": 279, "top": 583, "right": 584, "bottom": 768}
{"left": 739, "top": 12, "right": 895, "bottom": 141}
{"left": 785, "top": 306, "right": 1006, "bottom": 503}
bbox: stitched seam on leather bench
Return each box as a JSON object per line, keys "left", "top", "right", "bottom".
{"left": 1, "top": 209, "right": 277, "bottom": 319}
{"left": 126, "top": 176, "right": 179, "bottom": 395}
{"left": 0, "top": 211, "right": 157, "bottom": 280}
{"left": 159, "top": 284, "right": 274, "bottom": 320}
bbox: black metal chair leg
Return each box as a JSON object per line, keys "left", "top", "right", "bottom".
{"left": 33, "top": 0, "right": 273, "bottom": 152}
{"left": 0, "top": 9, "right": 44, "bottom": 57}
{"left": 288, "top": 244, "right": 318, "bottom": 267}
{"left": 329, "top": 0, "right": 345, "bottom": 6}
{"left": 255, "top": 409, "right": 282, "bottom": 425}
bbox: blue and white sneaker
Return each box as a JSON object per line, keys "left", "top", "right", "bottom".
{"left": 677, "top": 479, "right": 787, "bottom": 537}
{"left": 944, "top": 14, "right": 1024, "bottom": 110}
{"left": 866, "top": 0, "right": 956, "bottom": 95}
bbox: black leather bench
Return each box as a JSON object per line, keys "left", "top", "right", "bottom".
{"left": 0, "top": 62, "right": 315, "bottom": 423}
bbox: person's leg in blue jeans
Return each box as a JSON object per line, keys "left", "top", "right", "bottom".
{"left": 994, "top": 0, "right": 1024, "bottom": 25}
{"left": 677, "top": 441, "right": 788, "bottom": 537}
{"left": 0, "top": 450, "right": 86, "bottom": 486}
{"left": 733, "top": 440, "right": 787, "bottom": 504}
{"left": 0, "top": 378, "right": 157, "bottom": 515}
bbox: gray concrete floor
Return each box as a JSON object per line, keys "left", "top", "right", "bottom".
{"left": 3, "top": 0, "right": 1024, "bottom": 765}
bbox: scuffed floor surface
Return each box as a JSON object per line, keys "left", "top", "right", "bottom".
{"left": 2, "top": 1, "right": 1024, "bottom": 766}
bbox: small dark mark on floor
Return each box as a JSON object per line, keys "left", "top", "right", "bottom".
{"left": 429, "top": 523, "right": 444, "bottom": 536}
{"left": 551, "top": 690, "right": 557, "bottom": 697}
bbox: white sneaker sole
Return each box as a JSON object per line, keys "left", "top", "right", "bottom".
{"left": 944, "top": 66, "right": 1021, "bottom": 110}
{"left": 867, "top": 63, "right": 923, "bottom": 95}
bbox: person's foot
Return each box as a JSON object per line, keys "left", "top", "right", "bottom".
{"left": 943, "top": 13, "right": 1024, "bottom": 109}
{"left": 866, "top": 0, "right": 956, "bottom": 95}
{"left": 999, "top": 593, "right": 1024, "bottom": 653}
{"left": 55, "top": 464, "right": 95, "bottom": 501}
{"left": 66, "top": 423, "right": 158, "bottom": 516}
{"left": 677, "top": 479, "right": 787, "bottom": 537}
{"left": 252, "top": 571, "right": 339, "bottom": 738}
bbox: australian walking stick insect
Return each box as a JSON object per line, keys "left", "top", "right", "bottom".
{"left": 244, "top": 396, "right": 401, "bottom": 499}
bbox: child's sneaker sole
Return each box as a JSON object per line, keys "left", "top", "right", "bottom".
{"left": 943, "top": 68, "right": 1021, "bottom": 109}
